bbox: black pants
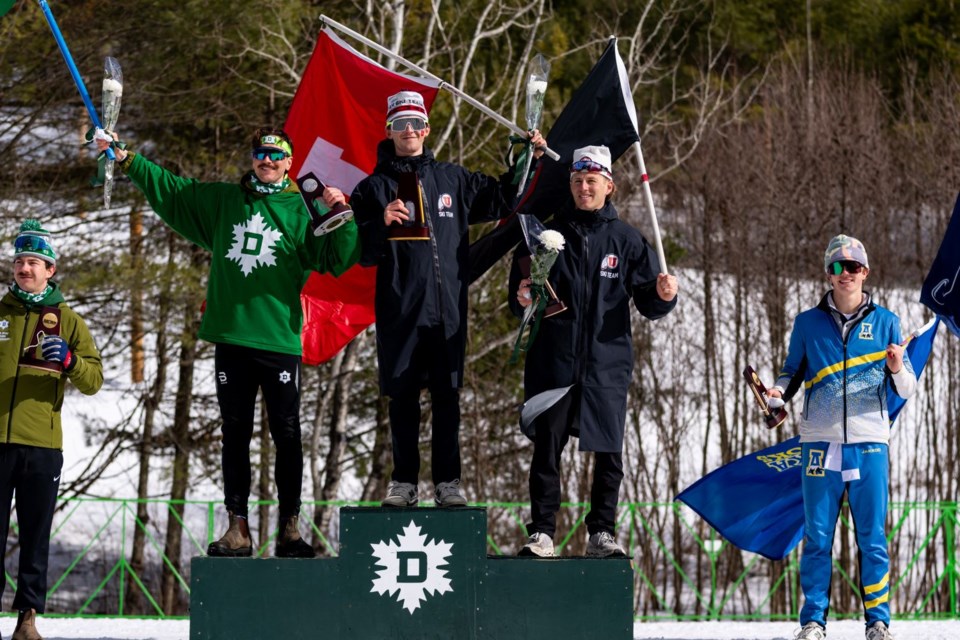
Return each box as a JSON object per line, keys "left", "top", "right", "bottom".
{"left": 0, "top": 444, "right": 63, "bottom": 613}
{"left": 527, "top": 387, "right": 624, "bottom": 537}
{"left": 388, "top": 327, "right": 461, "bottom": 485}
{"left": 215, "top": 343, "right": 303, "bottom": 518}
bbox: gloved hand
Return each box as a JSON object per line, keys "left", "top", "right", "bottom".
{"left": 41, "top": 335, "right": 73, "bottom": 370}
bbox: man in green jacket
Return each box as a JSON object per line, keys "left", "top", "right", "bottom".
{"left": 0, "top": 220, "right": 103, "bottom": 640}
{"left": 99, "top": 128, "right": 359, "bottom": 558}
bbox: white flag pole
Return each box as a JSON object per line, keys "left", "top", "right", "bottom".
{"left": 609, "top": 36, "right": 668, "bottom": 274}
{"left": 320, "top": 15, "right": 561, "bottom": 161}
{"left": 634, "top": 142, "right": 668, "bottom": 274}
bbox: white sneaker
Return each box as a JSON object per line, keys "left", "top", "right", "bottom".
{"left": 518, "top": 532, "right": 555, "bottom": 557}
{"left": 796, "top": 622, "right": 826, "bottom": 640}
{"left": 865, "top": 621, "right": 894, "bottom": 640}
{"left": 381, "top": 481, "right": 418, "bottom": 507}
{"left": 434, "top": 479, "right": 467, "bottom": 507}
{"left": 586, "top": 531, "right": 626, "bottom": 558}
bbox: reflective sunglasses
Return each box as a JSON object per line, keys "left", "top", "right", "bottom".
{"left": 828, "top": 260, "right": 865, "bottom": 276}
{"left": 14, "top": 235, "right": 53, "bottom": 253}
{"left": 252, "top": 147, "right": 290, "bottom": 162}
{"left": 388, "top": 117, "right": 428, "bottom": 132}
{"left": 571, "top": 159, "right": 609, "bottom": 174}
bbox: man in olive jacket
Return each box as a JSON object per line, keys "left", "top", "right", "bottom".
{"left": 0, "top": 220, "right": 103, "bottom": 640}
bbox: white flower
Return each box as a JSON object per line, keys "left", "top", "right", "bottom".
{"left": 527, "top": 79, "right": 548, "bottom": 95}
{"left": 539, "top": 230, "right": 565, "bottom": 252}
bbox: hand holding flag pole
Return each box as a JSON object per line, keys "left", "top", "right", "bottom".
{"left": 319, "top": 15, "right": 560, "bottom": 162}
{"left": 37, "top": 0, "right": 116, "bottom": 161}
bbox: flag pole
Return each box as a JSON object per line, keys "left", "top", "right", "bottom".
{"left": 319, "top": 15, "right": 561, "bottom": 161}
{"left": 633, "top": 141, "right": 668, "bottom": 274}
{"left": 37, "top": 0, "right": 115, "bottom": 160}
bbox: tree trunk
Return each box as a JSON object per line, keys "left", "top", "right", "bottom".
{"left": 125, "top": 213, "right": 169, "bottom": 614}
{"left": 160, "top": 247, "right": 203, "bottom": 615}
{"left": 314, "top": 336, "right": 363, "bottom": 552}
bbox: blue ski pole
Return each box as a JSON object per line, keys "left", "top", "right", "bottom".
{"left": 37, "top": 0, "right": 115, "bottom": 160}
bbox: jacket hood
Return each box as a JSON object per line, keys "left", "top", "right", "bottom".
{"left": 374, "top": 138, "right": 436, "bottom": 177}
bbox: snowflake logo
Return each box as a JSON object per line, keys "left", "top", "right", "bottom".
{"left": 225, "top": 212, "right": 283, "bottom": 276}
{"left": 370, "top": 520, "right": 454, "bottom": 614}
{"left": 278, "top": 370, "right": 291, "bottom": 384}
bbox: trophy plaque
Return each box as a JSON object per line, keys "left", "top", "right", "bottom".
{"left": 743, "top": 365, "right": 788, "bottom": 429}
{"left": 388, "top": 171, "right": 430, "bottom": 240}
{"left": 518, "top": 255, "right": 567, "bottom": 318}
{"left": 19, "top": 306, "right": 64, "bottom": 374}
{"left": 296, "top": 172, "right": 354, "bottom": 236}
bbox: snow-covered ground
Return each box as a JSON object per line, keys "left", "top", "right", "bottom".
{"left": 0, "top": 618, "right": 956, "bottom": 640}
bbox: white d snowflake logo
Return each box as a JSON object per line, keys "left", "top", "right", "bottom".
{"left": 370, "top": 520, "right": 454, "bottom": 614}
{"left": 226, "top": 212, "right": 283, "bottom": 276}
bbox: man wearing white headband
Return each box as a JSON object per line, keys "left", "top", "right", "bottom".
{"left": 767, "top": 234, "right": 915, "bottom": 640}
{"left": 510, "top": 144, "right": 678, "bottom": 559}
{"left": 324, "top": 90, "right": 543, "bottom": 509}
{"left": 97, "top": 127, "right": 360, "bottom": 559}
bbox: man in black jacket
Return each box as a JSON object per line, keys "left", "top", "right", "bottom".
{"left": 510, "top": 145, "right": 678, "bottom": 557}
{"left": 329, "top": 91, "right": 543, "bottom": 507}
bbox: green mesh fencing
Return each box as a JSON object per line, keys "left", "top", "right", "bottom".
{"left": 1, "top": 498, "right": 956, "bottom": 621}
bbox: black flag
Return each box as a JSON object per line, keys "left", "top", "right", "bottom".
{"left": 468, "top": 38, "right": 641, "bottom": 282}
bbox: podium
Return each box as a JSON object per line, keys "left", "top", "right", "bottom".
{"left": 190, "top": 507, "right": 633, "bottom": 639}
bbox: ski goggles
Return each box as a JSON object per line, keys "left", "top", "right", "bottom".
{"left": 14, "top": 235, "right": 54, "bottom": 253}
{"left": 570, "top": 159, "right": 612, "bottom": 178}
{"left": 827, "top": 260, "right": 865, "bottom": 275}
{"left": 387, "top": 116, "right": 428, "bottom": 132}
{"left": 252, "top": 147, "right": 290, "bottom": 162}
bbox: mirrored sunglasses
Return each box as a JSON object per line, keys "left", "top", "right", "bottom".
{"left": 14, "top": 235, "right": 53, "bottom": 253}
{"left": 828, "top": 260, "right": 864, "bottom": 276}
{"left": 571, "top": 159, "right": 609, "bottom": 174}
{"left": 252, "top": 147, "right": 290, "bottom": 162}
{"left": 388, "top": 117, "right": 428, "bottom": 132}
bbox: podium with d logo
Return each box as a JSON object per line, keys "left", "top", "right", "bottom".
{"left": 190, "top": 507, "right": 632, "bottom": 639}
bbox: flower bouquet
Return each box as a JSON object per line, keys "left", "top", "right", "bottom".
{"left": 516, "top": 54, "right": 550, "bottom": 193}
{"left": 510, "top": 216, "right": 566, "bottom": 363}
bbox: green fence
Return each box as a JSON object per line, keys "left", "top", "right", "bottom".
{"left": 2, "top": 499, "right": 957, "bottom": 621}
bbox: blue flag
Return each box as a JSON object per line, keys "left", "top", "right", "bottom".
{"left": 676, "top": 318, "right": 939, "bottom": 560}
{"left": 921, "top": 192, "right": 960, "bottom": 336}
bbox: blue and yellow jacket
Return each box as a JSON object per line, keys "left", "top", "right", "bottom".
{"left": 775, "top": 292, "right": 915, "bottom": 444}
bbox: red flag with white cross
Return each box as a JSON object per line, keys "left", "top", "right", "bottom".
{"left": 286, "top": 28, "right": 439, "bottom": 365}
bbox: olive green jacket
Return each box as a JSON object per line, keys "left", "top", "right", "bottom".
{"left": 0, "top": 289, "right": 103, "bottom": 449}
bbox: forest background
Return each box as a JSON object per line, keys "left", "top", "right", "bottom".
{"left": 1, "top": 0, "right": 959, "bottom": 619}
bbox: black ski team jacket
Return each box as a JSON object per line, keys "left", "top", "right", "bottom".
{"left": 508, "top": 203, "right": 676, "bottom": 452}
{"left": 351, "top": 140, "right": 517, "bottom": 397}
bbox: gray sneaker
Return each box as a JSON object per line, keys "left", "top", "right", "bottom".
{"left": 518, "top": 532, "right": 554, "bottom": 557}
{"left": 865, "top": 622, "right": 893, "bottom": 640}
{"left": 796, "top": 622, "right": 826, "bottom": 640}
{"left": 434, "top": 479, "right": 468, "bottom": 507}
{"left": 586, "top": 531, "right": 626, "bottom": 558}
{"left": 381, "top": 481, "right": 418, "bottom": 507}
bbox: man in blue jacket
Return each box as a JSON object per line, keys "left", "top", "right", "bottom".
{"left": 768, "top": 235, "right": 916, "bottom": 640}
